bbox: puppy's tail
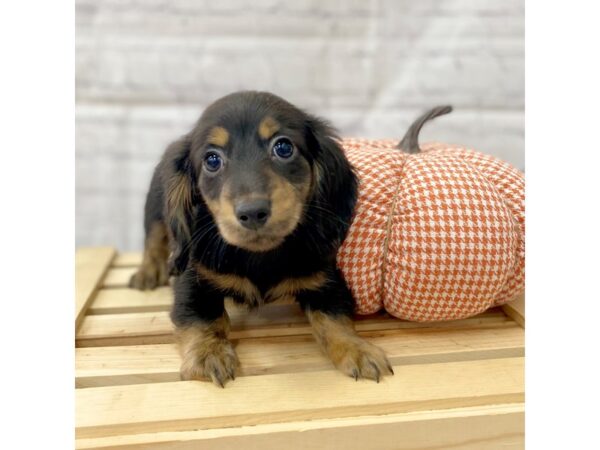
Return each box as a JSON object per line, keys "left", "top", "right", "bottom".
{"left": 397, "top": 105, "right": 453, "bottom": 154}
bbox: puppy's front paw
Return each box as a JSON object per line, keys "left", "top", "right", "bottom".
{"left": 128, "top": 263, "right": 169, "bottom": 290}
{"left": 180, "top": 338, "right": 240, "bottom": 387}
{"left": 332, "top": 338, "right": 394, "bottom": 382}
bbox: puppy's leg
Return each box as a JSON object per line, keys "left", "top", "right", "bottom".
{"left": 298, "top": 268, "right": 393, "bottom": 382}
{"left": 129, "top": 221, "right": 170, "bottom": 290}
{"left": 171, "top": 267, "right": 239, "bottom": 387}
{"left": 130, "top": 167, "right": 171, "bottom": 290}
{"left": 306, "top": 310, "right": 393, "bottom": 382}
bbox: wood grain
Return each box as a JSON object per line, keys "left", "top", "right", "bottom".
{"left": 76, "top": 247, "right": 116, "bottom": 331}
{"left": 112, "top": 252, "right": 143, "bottom": 267}
{"left": 75, "top": 403, "right": 524, "bottom": 450}
{"left": 502, "top": 293, "right": 525, "bottom": 328}
{"left": 88, "top": 287, "right": 173, "bottom": 315}
{"left": 76, "top": 305, "right": 513, "bottom": 348}
{"left": 76, "top": 325, "right": 524, "bottom": 388}
{"left": 75, "top": 248, "right": 525, "bottom": 449}
{"left": 102, "top": 267, "right": 137, "bottom": 288}
{"left": 88, "top": 289, "right": 300, "bottom": 315}
{"left": 76, "top": 357, "right": 525, "bottom": 439}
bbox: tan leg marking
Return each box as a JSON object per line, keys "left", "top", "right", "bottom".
{"left": 307, "top": 310, "right": 394, "bottom": 382}
{"left": 129, "top": 222, "right": 170, "bottom": 290}
{"left": 174, "top": 314, "right": 239, "bottom": 387}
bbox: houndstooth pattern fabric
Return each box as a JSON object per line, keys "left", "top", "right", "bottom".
{"left": 336, "top": 140, "right": 525, "bottom": 321}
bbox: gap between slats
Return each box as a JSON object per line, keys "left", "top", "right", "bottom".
{"left": 77, "top": 303, "right": 513, "bottom": 348}
{"left": 76, "top": 324, "right": 524, "bottom": 388}
{"left": 75, "top": 357, "right": 525, "bottom": 439}
{"left": 76, "top": 248, "right": 117, "bottom": 330}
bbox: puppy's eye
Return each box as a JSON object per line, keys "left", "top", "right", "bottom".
{"left": 271, "top": 138, "right": 295, "bottom": 160}
{"left": 203, "top": 152, "right": 223, "bottom": 172}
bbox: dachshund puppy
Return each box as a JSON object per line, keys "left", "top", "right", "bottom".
{"left": 130, "top": 91, "right": 393, "bottom": 386}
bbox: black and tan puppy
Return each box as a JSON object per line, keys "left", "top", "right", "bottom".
{"left": 130, "top": 91, "right": 393, "bottom": 386}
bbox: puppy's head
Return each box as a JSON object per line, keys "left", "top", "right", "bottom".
{"left": 165, "top": 91, "right": 357, "bottom": 270}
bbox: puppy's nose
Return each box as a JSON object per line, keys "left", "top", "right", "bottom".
{"left": 235, "top": 199, "right": 271, "bottom": 230}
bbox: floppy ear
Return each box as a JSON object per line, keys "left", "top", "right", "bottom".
{"left": 161, "top": 137, "right": 199, "bottom": 275}
{"left": 304, "top": 116, "right": 358, "bottom": 246}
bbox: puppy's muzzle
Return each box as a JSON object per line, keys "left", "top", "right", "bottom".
{"left": 235, "top": 199, "right": 271, "bottom": 230}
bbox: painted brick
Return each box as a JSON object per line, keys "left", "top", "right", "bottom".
{"left": 75, "top": 0, "right": 524, "bottom": 250}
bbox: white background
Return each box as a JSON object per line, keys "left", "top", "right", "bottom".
{"left": 75, "top": 0, "right": 524, "bottom": 251}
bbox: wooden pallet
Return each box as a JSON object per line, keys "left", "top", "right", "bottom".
{"left": 75, "top": 247, "right": 525, "bottom": 450}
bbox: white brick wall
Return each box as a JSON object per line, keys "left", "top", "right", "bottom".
{"left": 76, "top": 0, "right": 524, "bottom": 251}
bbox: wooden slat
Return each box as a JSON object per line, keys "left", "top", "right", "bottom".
{"left": 76, "top": 324, "right": 524, "bottom": 388}
{"left": 76, "top": 305, "right": 512, "bottom": 347}
{"left": 76, "top": 249, "right": 525, "bottom": 449}
{"left": 502, "top": 293, "right": 525, "bottom": 328}
{"left": 112, "top": 252, "right": 143, "bottom": 267}
{"left": 103, "top": 267, "right": 137, "bottom": 288}
{"left": 99, "top": 265, "right": 525, "bottom": 329}
{"left": 77, "top": 302, "right": 304, "bottom": 347}
{"left": 88, "top": 289, "right": 295, "bottom": 315}
{"left": 75, "top": 403, "right": 524, "bottom": 450}
{"left": 76, "top": 247, "right": 117, "bottom": 331}
{"left": 76, "top": 357, "right": 524, "bottom": 439}
{"left": 88, "top": 288, "right": 173, "bottom": 315}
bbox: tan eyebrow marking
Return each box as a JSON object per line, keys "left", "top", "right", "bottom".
{"left": 207, "top": 126, "right": 229, "bottom": 147}
{"left": 258, "top": 116, "right": 280, "bottom": 140}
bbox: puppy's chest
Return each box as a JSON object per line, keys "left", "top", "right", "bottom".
{"left": 195, "top": 264, "right": 326, "bottom": 307}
